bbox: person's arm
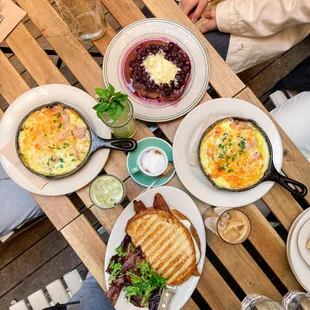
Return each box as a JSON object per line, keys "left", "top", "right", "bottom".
{"left": 216, "top": 0, "right": 310, "bottom": 37}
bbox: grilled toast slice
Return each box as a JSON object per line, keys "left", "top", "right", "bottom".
{"left": 125, "top": 208, "right": 199, "bottom": 286}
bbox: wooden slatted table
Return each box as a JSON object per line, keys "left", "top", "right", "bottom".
{"left": 1, "top": 0, "right": 310, "bottom": 309}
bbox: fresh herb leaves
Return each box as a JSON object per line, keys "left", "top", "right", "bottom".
{"left": 238, "top": 140, "right": 246, "bottom": 149}
{"left": 93, "top": 84, "right": 128, "bottom": 121}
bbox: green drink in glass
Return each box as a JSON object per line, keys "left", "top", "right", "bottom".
{"left": 89, "top": 175, "right": 124, "bottom": 209}
{"left": 93, "top": 84, "right": 136, "bottom": 138}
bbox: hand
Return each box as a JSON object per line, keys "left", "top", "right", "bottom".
{"left": 180, "top": 0, "right": 209, "bottom": 23}
{"left": 199, "top": 7, "right": 217, "bottom": 33}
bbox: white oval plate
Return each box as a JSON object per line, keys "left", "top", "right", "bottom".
{"left": 298, "top": 219, "right": 310, "bottom": 266}
{"left": 103, "top": 18, "right": 210, "bottom": 122}
{"left": 0, "top": 84, "right": 111, "bottom": 196}
{"left": 104, "top": 186, "right": 206, "bottom": 310}
{"left": 173, "top": 98, "right": 283, "bottom": 208}
{"left": 287, "top": 208, "right": 310, "bottom": 292}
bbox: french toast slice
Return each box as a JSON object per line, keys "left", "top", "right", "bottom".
{"left": 125, "top": 208, "right": 199, "bottom": 286}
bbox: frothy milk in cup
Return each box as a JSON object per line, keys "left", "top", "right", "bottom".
{"left": 140, "top": 148, "right": 167, "bottom": 176}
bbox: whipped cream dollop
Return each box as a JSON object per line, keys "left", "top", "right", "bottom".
{"left": 143, "top": 53, "right": 180, "bottom": 85}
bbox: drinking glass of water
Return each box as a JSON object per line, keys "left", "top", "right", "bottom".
{"left": 55, "top": 0, "right": 107, "bottom": 41}
{"left": 283, "top": 291, "right": 310, "bottom": 310}
{"left": 242, "top": 294, "right": 285, "bottom": 310}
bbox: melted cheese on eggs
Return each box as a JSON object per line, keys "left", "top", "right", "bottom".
{"left": 143, "top": 53, "right": 180, "bottom": 85}
{"left": 199, "top": 118, "right": 270, "bottom": 190}
{"left": 18, "top": 104, "right": 91, "bottom": 176}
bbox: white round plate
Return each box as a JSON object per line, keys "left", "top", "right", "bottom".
{"left": 105, "top": 186, "right": 206, "bottom": 310}
{"left": 298, "top": 218, "right": 310, "bottom": 266}
{"left": 0, "top": 84, "right": 111, "bottom": 196}
{"left": 103, "top": 18, "right": 210, "bottom": 122}
{"left": 287, "top": 208, "right": 310, "bottom": 292}
{"left": 173, "top": 98, "right": 283, "bottom": 208}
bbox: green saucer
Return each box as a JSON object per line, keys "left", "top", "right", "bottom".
{"left": 127, "top": 137, "right": 175, "bottom": 188}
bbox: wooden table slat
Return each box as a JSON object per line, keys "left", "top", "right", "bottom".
{"left": 102, "top": 0, "right": 145, "bottom": 27}
{"left": 197, "top": 257, "right": 241, "bottom": 310}
{"left": 0, "top": 50, "right": 30, "bottom": 104}
{"left": 61, "top": 215, "right": 106, "bottom": 290}
{"left": 244, "top": 204, "right": 302, "bottom": 291}
{"left": 235, "top": 88, "right": 310, "bottom": 203}
{"left": 5, "top": 23, "right": 68, "bottom": 85}
{"left": 207, "top": 233, "right": 282, "bottom": 301}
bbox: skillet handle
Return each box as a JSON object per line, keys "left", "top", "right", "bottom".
{"left": 102, "top": 138, "right": 137, "bottom": 152}
{"left": 91, "top": 135, "right": 137, "bottom": 153}
{"left": 268, "top": 171, "right": 308, "bottom": 198}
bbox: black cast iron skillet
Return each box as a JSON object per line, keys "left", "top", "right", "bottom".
{"left": 197, "top": 117, "right": 308, "bottom": 198}
{"left": 16, "top": 102, "right": 137, "bottom": 180}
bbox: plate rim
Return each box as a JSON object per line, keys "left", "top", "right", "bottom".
{"left": 173, "top": 97, "right": 283, "bottom": 208}
{"left": 104, "top": 186, "right": 206, "bottom": 310}
{"left": 287, "top": 208, "right": 310, "bottom": 292}
{"left": 0, "top": 84, "right": 111, "bottom": 196}
{"left": 102, "top": 18, "right": 210, "bottom": 122}
{"left": 297, "top": 218, "right": 310, "bottom": 267}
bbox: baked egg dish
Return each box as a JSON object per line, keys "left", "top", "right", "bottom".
{"left": 17, "top": 103, "right": 91, "bottom": 177}
{"left": 199, "top": 118, "right": 270, "bottom": 190}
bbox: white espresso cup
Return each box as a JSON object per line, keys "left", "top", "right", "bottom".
{"left": 131, "top": 146, "right": 168, "bottom": 177}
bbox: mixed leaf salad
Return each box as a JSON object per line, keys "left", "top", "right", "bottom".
{"left": 106, "top": 235, "right": 167, "bottom": 309}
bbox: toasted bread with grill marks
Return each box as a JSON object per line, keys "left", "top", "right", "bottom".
{"left": 125, "top": 208, "right": 199, "bottom": 286}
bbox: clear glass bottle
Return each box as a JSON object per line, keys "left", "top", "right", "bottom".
{"left": 283, "top": 291, "right": 310, "bottom": 310}
{"left": 55, "top": 0, "right": 107, "bottom": 41}
{"left": 242, "top": 294, "right": 285, "bottom": 310}
{"left": 101, "top": 99, "right": 137, "bottom": 139}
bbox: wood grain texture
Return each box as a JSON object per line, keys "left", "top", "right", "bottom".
{"left": 33, "top": 195, "right": 80, "bottom": 231}
{"left": 235, "top": 88, "right": 310, "bottom": 204}
{"left": 61, "top": 215, "right": 107, "bottom": 290}
{"left": 261, "top": 184, "right": 303, "bottom": 231}
{"left": 197, "top": 257, "right": 241, "bottom": 310}
{"left": 182, "top": 298, "right": 200, "bottom": 310}
{"left": 0, "top": 230, "right": 67, "bottom": 298}
{"left": 207, "top": 232, "right": 282, "bottom": 301}
{"left": 244, "top": 204, "right": 303, "bottom": 291}
{"left": 0, "top": 218, "right": 54, "bottom": 270}
{"left": 102, "top": 0, "right": 145, "bottom": 26}
{"left": 141, "top": 0, "right": 245, "bottom": 98}
{"left": 0, "top": 245, "right": 81, "bottom": 310}
{"left": 0, "top": 50, "right": 30, "bottom": 104}
{"left": 5, "top": 23, "right": 68, "bottom": 85}
{"left": 16, "top": 0, "right": 103, "bottom": 97}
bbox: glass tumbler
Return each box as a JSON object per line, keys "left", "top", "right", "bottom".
{"left": 283, "top": 291, "right": 310, "bottom": 310}
{"left": 55, "top": 0, "right": 107, "bottom": 41}
{"left": 101, "top": 99, "right": 137, "bottom": 139}
{"left": 204, "top": 207, "right": 251, "bottom": 244}
{"left": 242, "top": 294, "right": 285, "bottom": 310}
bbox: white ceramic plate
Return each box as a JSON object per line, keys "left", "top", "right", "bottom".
{"left": 287, "top": 208, "right": 310, "bottom": 292}
{"left": 103, "top": 18, "right": 210, "bottom": 122}
{"left": 104, "top": 186, "right": 206, "bottom": 310}
{"left": 173, "top": 98, "right": 283, "bottom": 208}
{"left": 0, "top": 84, "right": 111, "bottom": 196}
{"left": 298, "top": 219, "right": 310, "bottom": 266}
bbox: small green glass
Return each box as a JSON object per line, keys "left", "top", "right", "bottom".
{"left": 101, "top": 99, "right": 136, "bottom": 139}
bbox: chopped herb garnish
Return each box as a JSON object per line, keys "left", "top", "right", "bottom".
{"left": 238, "top": 140, "right": 246, "bottom": 149}
{"left": 218, "top": 153, "right": 224, "bottom": 159}
{"left": 53, "top": 120, "right": 57, "bottom": 123}
{"left": 226, "top": 155, "right": 230, "bottom": 160}
{"left": 60, "top": 157, "right": 64, "bottom": 163}
{"left": 228, "top": 169, "right": 234, "bottom": 172}
{"left": 63, "top": 142, "right": 69, "bottom": 148}
{"left": 71, "top": 158, "right": 77, "bottom": 162}
{"left": 218, "top": 143, "right": 225, "bottom": 149}
{"left": 54, "top": 112, "right": 61, "bottom": 118}
{"left": 44, "top": 134, "right": 47, "bottom": 137}
{"left": 57, "top": 123, "right": 62, "bottom": 129}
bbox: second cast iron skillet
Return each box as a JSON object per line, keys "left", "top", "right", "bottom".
{"left": 198, "top": 117, "right": 308, "bottom": 198}
{"left": 16, "top": 102, "right": 137, "bottom": 180}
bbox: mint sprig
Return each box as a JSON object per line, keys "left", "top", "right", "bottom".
{"left": 93, "top": 84, "right": 128, "bottom": 121}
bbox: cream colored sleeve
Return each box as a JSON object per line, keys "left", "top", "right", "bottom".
{"left": 216, "top": 0, "right": 310, "bottom": 37}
